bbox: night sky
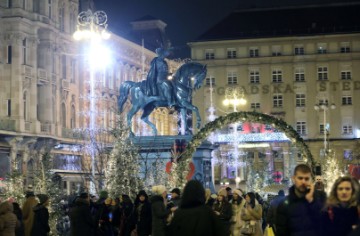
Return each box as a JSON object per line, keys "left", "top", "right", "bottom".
{"left": 92, "top": 0, "right": 354, "bottom": 58}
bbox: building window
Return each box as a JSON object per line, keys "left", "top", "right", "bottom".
{"left": 227, "top": 48, "right": 236, "bottom": 59}
{"left": 6, "top": 99, "right": 11, "bottom": 117}
{"left": 272, "top": 69, "right": 282, "bottom": 83}
{"left": 342, "top": 96, "right": 352, "bottom": 105}
{"left": 294, "top": 46, "right": 304, "bottom": 55}
{"left": 296, "top": 121, "right": 306, "bottom": 135}
{"left": 249, "top": 48, "right": 259, "bottom": 57}
{"left": 317, "top": 67, "right": 328, "bottom": 80}
{"left": 22, "top": 38, "right": 27, "bottom": 65}
{"left": 317, "top": 44, "right": 327, "bottom": 54}
{"left": 319, "top": 124, "right": 325, "bottom": 135}
{"left": 6, "top": 46, "right": 12, "bottom": 64}
{"left": 205, "top": 49, "right": 215, "bottom": 60}
{"left": 341, "top": 71, "right": 351, "bottom": 80}
{"left": 7, "top": 0, "right": 12, "bottom": 8}
{"left": 249, "top": 69, "right": 260, "bottom": 84}
{"left": 295, "top": 67, "right": 305, "bottom": 82}
{"left": 273, "top": 94, "right": 283, "bottom": 108}
{"left": 70, "top": 105, "right": 76, "bottom": 129}
{"left": 343, "top": 125, "right": 353, "bottom": 135}
{"left": 59, "top": 7, "right": 65, "bottom": 32}
{"left": 227, "top": 71, "right": 237, "bottom": 85}
{"left": 272, "top": 45, "right": 282, "bottom": 56}
{"left": 70, "top": 59, "right": 76, "bottom": 83}
{"left": 61, "top": 103, "right": 66, "bottom": 128}
{"left": 205, "top": 77, "right": 215, "bottom": 86}
{"left": 62, "top": 55, "right": 66, "bottom": 79}
{"left": 250, "top": 102, "right": 260, "bottom": 109}
{"left": 296, "top": 94, "right": 306, "bottom": 107}
{"left": 23, "top": 92, "right": 28, "bottom": 120}
{"left": 340, "top": 42, "right": 350, "bottom": 53}
{"left": 48, "top": 0, "right": 52, "bottom": 19}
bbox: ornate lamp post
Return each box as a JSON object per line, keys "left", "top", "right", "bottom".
{"left": 314, "top": 100, "right": 336, "bottom": 157}
{"left": 222, "top": 87, "right": 247, "bottom": 188}
{"left": 73, "top": 10, "right": 111, "bottom": 194}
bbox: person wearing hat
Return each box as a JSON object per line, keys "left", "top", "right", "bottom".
{"left": 69, "top": 192, "right": 95, "bottom": 236}
{"left": 22, "top": 187, "right": 38, "bottom": 236}
{"left": 133, "top": 190, "right": 152, "bottom": 236}
{"left": 30, "top": 194, "right": 50, "bottom": 236}
{"left": 168, "top": 188, "right": 181, "bottom": 208}
{"left": 213, "top": 188, "right": 232, "bottom": 235}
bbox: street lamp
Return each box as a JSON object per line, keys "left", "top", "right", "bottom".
{"left": 222, "top": 87, "right": 247, "bottom": 188}
{"left": 314, "top": 100, "right": 336, "bottom": 156}
{"left": 73, "top": 10, "right": 111, "bottom": 194}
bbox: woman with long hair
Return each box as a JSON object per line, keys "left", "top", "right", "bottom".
{"left": 230, "top": 190, "right": 245, "bottom": 236}
{"left": 240, "top": 192, "right": 263, "bottom": 236}
{"left": 320, "top": 176, "right": 359, "bottom": 236}
{"left": 132, "top": 190, "right": 152, "bottom": 236}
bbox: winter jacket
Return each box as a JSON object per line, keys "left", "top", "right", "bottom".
{"left": 69, "top": 198, "right": 95, "bottom": 236}
{"left": 266, "top": 194, "right": 285, "bottom": 232}
{"left": 240, "top": 202, "right": 263, "bottom": 236}
{"left": 276, "top": 186, "right": 323, "bottom": 236}
{"left": 133, "top": 201, "right": 152, "bottom": 236}
{"left": 320, "top": 204, "right": 358, "bottom": 236}
{"left": 0, "top": 201, "right": 18, "bottom": 236}
{"left": 213, "top": 199, "right": 233, "bottom": 234}
{"left": 22, "top": 197, "right": 37, "bottom": 236}
{"left": 167, "top": 180, "right": 226, "bottom": 236}
{"left": 30, "top": 204, "right": 50, "bottom": 236}
{"left": 150, "top": 195, "right": 170, "bottom": 236}
{"left": 230, "top": 198, "right": 245, "bottom": 235}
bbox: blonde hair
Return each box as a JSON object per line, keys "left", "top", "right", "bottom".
{"left": 152, "top": 185, "right": 167, "bottom": 195}
{"left": 205, "top": 188, "right": 211, "bottom": 200}
{"left": 327, "top": 176, "right": 359, "bottom": 207}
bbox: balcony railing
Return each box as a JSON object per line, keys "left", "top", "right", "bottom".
{"left": 62, "top": 79, "right": 70, "bottom": 91}
{"left": 25, "top": 121, "right": 31, "bottom": 132}
{"left": 40, "top": 123, "right": 51, "bottom": 134}
{"left": 22, "top": 65, "right": 33, "bottom": 78}
{"left": 37, "top": 68, "right": 49, "bottom": 84}
{"left": 0, "top": 119, "right": 16, "bottom": 131}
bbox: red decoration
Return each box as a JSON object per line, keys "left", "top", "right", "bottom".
{"left": 165, "top": 161, "right": 195, "bottom": 181}
{"left": 349, "top": 165, "right": 360, "bottom": 179}
{"left": 272, "top": 171, "right": 283, "bottom": 183}
{"left": 165, "top": 161, "right": 172, "bottom": 174}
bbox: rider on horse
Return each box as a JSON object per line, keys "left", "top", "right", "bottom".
{"left": 144, "top": 47, "right": 176, "bottom": 107}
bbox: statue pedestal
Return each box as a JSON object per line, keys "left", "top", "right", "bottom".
{"left": 132, "top": 135, "right": 215, "bottom": 192}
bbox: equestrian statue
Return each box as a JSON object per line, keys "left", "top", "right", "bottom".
{"left": 118, "top": 47, "right": 207, "bottom": 136}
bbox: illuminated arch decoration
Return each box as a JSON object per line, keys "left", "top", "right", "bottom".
{"left": 180, "top": 111, "right": 314, "bottom": 180}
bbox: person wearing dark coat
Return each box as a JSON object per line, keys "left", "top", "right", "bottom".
{"left": 30, "top": 194, "right": 50, "bottom": 236}
{"left": 266, "top": 189, "right": 285, "bottom": 234}
{"left": 167, "top": 180, "right": 226, "bottom": 236}
{"left": 276, "top": 164, "right": 324, "bottom": 236}
{"left": 69, "top": 193, "right": 95, "bottom": 236}
{"left": 132, "top": 190, "right": 152, "bottom": 236}
{"left": 13, "top": 202, "right": 25, "bottom": 236}
{"left": 320, "top": 176, "right": 359, "bottom": 236}
{"left": 212, "top": 188, "right": 232, "bottom": 235}
{"left": 119, "top": 195, "right": 134, "bottom": 236}
{"left": 150, "top": 185, "right": 175, "bottom": 236}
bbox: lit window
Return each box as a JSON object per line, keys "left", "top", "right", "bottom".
{"left": 317, "top": 44, "right": 327, "bottom": 54}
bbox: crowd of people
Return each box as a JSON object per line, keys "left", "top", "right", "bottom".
{"left": 1, "top": 163, "right": 360, "bottom": 236}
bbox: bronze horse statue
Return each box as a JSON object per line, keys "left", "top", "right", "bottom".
{"left": 118, "top": 62, "right": 207, "bottom": 135}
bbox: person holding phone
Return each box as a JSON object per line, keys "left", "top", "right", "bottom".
{"left": 275, "top": 164, "right": 324, "bottom": 236}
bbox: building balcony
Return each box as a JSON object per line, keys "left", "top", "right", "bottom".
{"left": 40, "top": 122, "right": 52, "bottom": 135}
{"left": 62, "top": 79, "right": 70, "bottom": 91}
{"left": 0, "top": 119, "right": 16, "bottom": 132}
{"left": 22, "top": 65, "right": 33, "bottom": 78}
{"left": 37, "top": 68, "right": 49, "bottom": 85}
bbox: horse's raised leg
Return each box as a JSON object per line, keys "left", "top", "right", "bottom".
{"left": 180, "top": 101, "right": 202, "bottom": 132}
{"left": 141, "top": 105, "right": 158, "bottom": 135}
{"left": 127, "top": 105, "right": 140, "bottom": 136}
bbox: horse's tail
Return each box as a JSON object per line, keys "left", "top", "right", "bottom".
{"left": 118, "top": 81, "right": 133, "bottom": 113}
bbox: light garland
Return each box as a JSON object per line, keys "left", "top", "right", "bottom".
{"left": 178, "top": 111, "right": 314, "bottom": 182}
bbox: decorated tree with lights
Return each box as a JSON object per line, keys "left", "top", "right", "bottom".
{"left": 106, "top": 120, "right": 143, "bottom": 199}
{"left": 2, "top": 170, "right": 25, "bottom": 205}
{"left": 322, "top": 151, "right": 345, "bottom": 193}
